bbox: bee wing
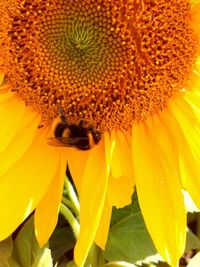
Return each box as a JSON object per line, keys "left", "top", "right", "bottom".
{"left": 47, "top": 138, "right": 69, "bottom": 147}
{"left": 47, "top": 137, "right": 88, "bottom": 147}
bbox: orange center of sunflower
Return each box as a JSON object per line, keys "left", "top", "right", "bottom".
{"left": 0, "top": 0, "right": 198, "bottom": 131}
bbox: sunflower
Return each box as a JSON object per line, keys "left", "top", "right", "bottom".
{"left": 0, "top": 0, "right": 200, "bottom": 266}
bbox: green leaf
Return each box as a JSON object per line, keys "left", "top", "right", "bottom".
{"left": 185, "top": 228, "right": 200, "bottom": 252}
{"left": 0, "top": 237, "right": 13, "bottom": 267}
{"left": 0, "top": 237, "right": 13, "bottom": 260}
{"left": 136, "top": 253, "right": 164, "bottom": 266}
{"left": 32, "top": 248, "right": 53, "bottom": 267}
{"left": 54, "top": 256, "right": 70, "bottom": 267}
{"left": 187, "top": 252, "right": 200, "bottom": 267}
{"left": 49, "top": 224, "right": 75, "bottom": 263}
{"left": 104, "top": 193, "right": 156, "bottom": 264}
{"left": 7, "top": 216, "right": 53, "bottom": 267}
{"left": 66, "top": 260, "right": 78, "bottom": 267}
{"left": 183, "top": 191, "right": 200, "bottom": 213}
{"left": 85, "top": 244, "right": 105, "bottom": 267}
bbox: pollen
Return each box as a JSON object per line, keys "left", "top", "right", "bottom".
{"left": 0, "top": 0, "right": 198, "bottom": 131}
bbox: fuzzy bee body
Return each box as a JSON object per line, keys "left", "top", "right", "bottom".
{"left": 48, "top": 110, "right": 101, "bottom": 150}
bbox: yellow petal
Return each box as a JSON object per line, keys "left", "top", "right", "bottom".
{"left": 95, "top": 198, "right": 112, "bottom": 249}
{"left": 0, "top": 75, "right": 11, "bottom": 94}
{"left": 110, "top": 130, "right": 134, "bottom": 179}
{"left": 74, "top": 138, "right": 110, "bottom": 267}
{"left": 0, "top": 126, "right": 61, "bottom": 240}
{"left": 132, "top": 114, "right": 186, "bottom": 267}
{"left": 107, "top": 174, "right": 135, "bottom": 208}
{"left": 169, "top": 96, "right": 200, "bottom": 208}
{"left": 0, "top": 93, "right": 25, "bottom": 154}
{"left": 67, "top": 149, "right": 90, "bottom": 195}
{"left": 35, "top": 153, "right": 66, "bottom": 246}
{"left": 184, "top": 88, "right": 200, "bottom": 113}
{"left": 171, "top": 95, "right": 200, "bottom": 160}
{"left": 0, "top": 106, "right": 41, "bottom": 176}
{"left": 104, "top": 131, "right": 115, "bottom": 170}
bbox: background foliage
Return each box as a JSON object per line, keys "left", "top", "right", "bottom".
{"left": 1, "top": 191, "right": 200, "bottom": 267}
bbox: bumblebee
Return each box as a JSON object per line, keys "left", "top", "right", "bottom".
{"left": 48, "top": 108, "right": 101, "bottom": 150}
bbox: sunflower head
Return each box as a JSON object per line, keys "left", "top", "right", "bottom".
{"left": 0, "top": 0, "right": 198, "bottom": 133}
{"left": 0, "top": 1, "right": 200, "bottom": 267}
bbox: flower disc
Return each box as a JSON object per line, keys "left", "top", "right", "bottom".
{"left": 0, "top": 0, "right": 198, "bottom": 131}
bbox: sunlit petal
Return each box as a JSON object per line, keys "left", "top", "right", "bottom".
{"left": 35, "top": 153, "right": 66, "bottom": 246}
{"left": 0, "top": 93, "right": 26, "bottom": 153}
{"left": 110, "top": 130, "right": 134, "bottom": 179}
{"left": 67, "top": 149, "right": 90, "bottom": 195}
{"left": 107, "top": 174, "right": 135, "bottom": 208}
{"left": 74, "top": 139, "right": 110, "bottom": 267}
{"left": 0, "top": 126, "right": 61, "bottom": 240}
{"left": 169, "top": 96, "right": 200, "bottom": 208}
{"left": 132, "top": 115, "right": 186, "bottom": 267}
{"left": 95, "top": 198, "right": 112, "bottom": 249}
{"left": 0, "top": 107, "right": 40, "bottom": 176}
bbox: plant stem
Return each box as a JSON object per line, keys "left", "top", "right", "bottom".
{"left": 64, "top": 176, "right": 80, "bottom": 217}
{"left": 104, "top": 262, "right": 137, "bottom": 267}
{"left": 62, "top": 196, "right": 74, "bottom": 210}
{"left": 60, "top": 203, "right": 80, "bottom": 239}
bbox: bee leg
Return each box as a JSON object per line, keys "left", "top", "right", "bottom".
{"left": 58, "top": 106, "right": 68, "bottom": 126}
{"left": 58, "top": 106, "right": 65, "bottom": 115}
{"left": 60, "top": 115, "right": 68, "bottom": 126}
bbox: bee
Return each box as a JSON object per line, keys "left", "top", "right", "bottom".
{"left": 48, "top": 108, "right": 101, "bottom": 150}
